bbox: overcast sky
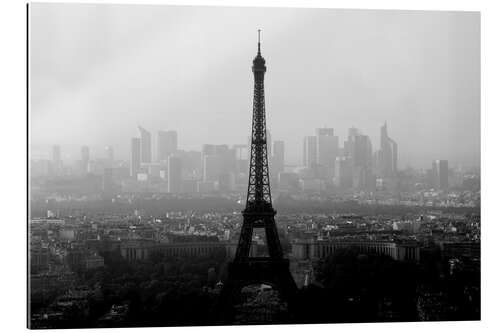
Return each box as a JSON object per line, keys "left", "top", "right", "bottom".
{"left": 30, "top": 4, "right": 480, "bottom": 169}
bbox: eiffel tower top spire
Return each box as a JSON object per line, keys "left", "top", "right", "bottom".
{"left": 258, "top": 29, "right": 261, "bottom": 55}
{"left": 253, "top": 29, "right": 266, "bottom": 72}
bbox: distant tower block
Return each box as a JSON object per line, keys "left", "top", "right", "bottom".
{"left": 215, "top": 30, "right": 297, "bottom": 323}
{"left": 130, "top": 138, "right": 141, "bottom": 178}
{"left": 138, "top": 126, "right": 152, "bottom": 163}
{"left": 157, "top": 130, "right": 177, "bottom": 161}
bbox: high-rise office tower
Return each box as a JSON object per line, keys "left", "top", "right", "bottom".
{"left": 81, "top": 146, "right": 89, "bottom": 164}
{"left": 157, "top": 130, "right": 177, "bottom": 161}
{"left": 316, "top": 127, "right": 339, "bottom": 173}
{"left": 303, "top": 136, "right": 317, "bottom": 168}
{"left": 104, "top": 146, "right": 114, "bottom": 166}
{"left": 52, "top": 145, "right": 61, "bottom": 163}
{"left": 432, "top": 159, "right": 449, "bottom": 190}
{"left": 340, "top": 127, "right": 373, "bottom": 189}
{"left": 167, "top": 155, "right": 182, "bottom": 193}
{"left": 272, "top": 140, "right": 285, "bottom": 175}
{"left": 130, "top": 138, "right": 141, "bottom": 178}
{"left": 138, "top": 126, "right": 152, "bottom": 164}
{"left": 234, "top": 144, "right": 248, "bottom": 160}
{"left": 202, "top": 144, "right": 217, "bottom": 156}
{"left": 176, "top": 150, "right": 202, "bottom": 179}
{"left": 202, "top": 144, "right": 217, "bottom": 181}
{"left": 317, "top": 128, "right": 334, "bottom": 136}
{"left": 334, "top": 156, "right": 353, "bottom": 189}
{"left": 352, "top": 135, "right": 373, "bottom": 189}
{"left": 203, "top": 154, "right": 221, "bottom": 182}
{"left": 201, "top": 144, "right": 236, "bottom": 183}
{"left": 234, "top": 144, "right": 249, "bottom": 174}
{"left": 80, "top": 146, "right": 90, "bottom": 174}
{"left": 379, "top": 122, "right": 398, "bottom": 177}
{"left": 215, "top": 145, "right": 236, "bottom": 175}
{"left": 353, "top": 135, "right": 372, "bottom": 168}
{"left": 344, "top": 127, "right": 360, "bottom": 158}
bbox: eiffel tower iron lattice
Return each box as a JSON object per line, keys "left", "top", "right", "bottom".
{"left": 215, "top": 31, "right": 297, "bottom": 323}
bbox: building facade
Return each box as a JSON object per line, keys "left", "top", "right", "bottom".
{"left": 303, "top": 136, "right": 318, "bottom": 168}
{"left": 130, "top": 137, "right": 141, "bottom": 178}
{"left": 167, "top": 155, "right": 182, "bottom": 193}
{"left": 157, "top": 130, "right": 177, "bottom": 161}
{"left": 138, "top": 126, "right": 152, "bottom": 164}
{"left": 316, "top": 128, "right": 338, "bottom": 176}
{"left": 292, "top": 240, "right": 420, "bottom": 262}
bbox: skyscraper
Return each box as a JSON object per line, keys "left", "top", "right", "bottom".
{"left": 334, "top": 156, "right": 353, "bottom": 189}
{"left": 272, "top": 140, "right": 285, "bottom": 176}
{"left": 130, "top": 137, "right": 141, "bottom": 178}
{"left": 352, "top": 135, "right": 373, "bottom": 189}
{"left": 378, "top": 122, "right": 398, "bottom": 178}
{"left": 52, "top": 145, "right": 61, "bottom": 163}
{"left": 176, "top": 150, "right": 202, "bottom": 179}
{"left": 215, "top": 144, "right": 236, "bottom": 175}
{"left": 104, "top": 146, "right": 114, "bottom": 167}
{"left": 339, "top": 127, "right": 374, "bottom": 190}
{"left": 138, "top": 126, "right": 152, "bottom": 164}
{"left": 353, "top": 135, "right": 372, "bottom": 168}
{"left": 80, "top": 146, "right": 90, "bottom": 174}
{"left": 200, "top": 144, "right": 236, "bottom": 183}
{"left": 303, "top": 136, "right": 317, "bottom": 168}
{"left": 157, "top": 130, "right": 177, "bottom": 161}
{"left": 167, "top": 155, "right": 182, "bottom": 193}
{"left": 316, "top": 127, "right": 339, "bottom": 174}
{"left": 344, "top": 127, "right": 360, "bottom": 158}
{"left": 202, "top": 144, "right": 217, "bottom": 181}
{"left": 432, "top": 159, "right": 449, "bottom": 190}
{"left": 203, "top": 154, "right": 221, "bottom": 182}
{"left": 234, "top": 144, "right": 249, "bottom": 175}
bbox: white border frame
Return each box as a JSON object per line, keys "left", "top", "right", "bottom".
{"left": 2, "top": 0, "right": 498, "bottom": 332}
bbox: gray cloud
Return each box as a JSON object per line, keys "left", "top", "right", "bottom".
{"left": 30, "top": 4, "right": 480, "bottom": 168}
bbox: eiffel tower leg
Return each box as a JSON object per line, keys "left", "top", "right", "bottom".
{"left": 234, "top": 220, "right": 253, "bottom": 260}
{"left": 264, "top": 216, "right": 283, "bottom": 259}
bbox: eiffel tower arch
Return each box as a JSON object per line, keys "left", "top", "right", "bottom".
{"left": 214, "top": 31, "right": 297, "bottom": 324}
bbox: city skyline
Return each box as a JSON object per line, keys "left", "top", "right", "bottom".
{"left": 30, "top": 4, "right": 480, "bottom": 169}
{"left": 31, "top": 120, "right": 471, "bottom": 196}
{"left": 30, "top": 122, "right": 476, "bottom": 172}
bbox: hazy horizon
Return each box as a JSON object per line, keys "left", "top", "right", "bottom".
{"left": 29, "top": 4, "right": 480, "bottom": 169}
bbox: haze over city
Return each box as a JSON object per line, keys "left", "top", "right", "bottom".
{"left": 28, "top": 3, "right": 482, "bottom": 329}
{"left": 30, "top": 4, "right": 479, "bottom": 168}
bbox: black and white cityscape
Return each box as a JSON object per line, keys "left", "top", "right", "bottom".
{"left": 28, "top": 3, "right": 480, "bottom": 329}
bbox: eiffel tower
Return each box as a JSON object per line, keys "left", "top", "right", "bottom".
{"left": 215, "top": 31, "right": 297, "bottom": 323}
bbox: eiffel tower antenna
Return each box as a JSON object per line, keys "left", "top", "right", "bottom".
{"left": 258, "top": 29, "right": 261, "bottom": 54}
